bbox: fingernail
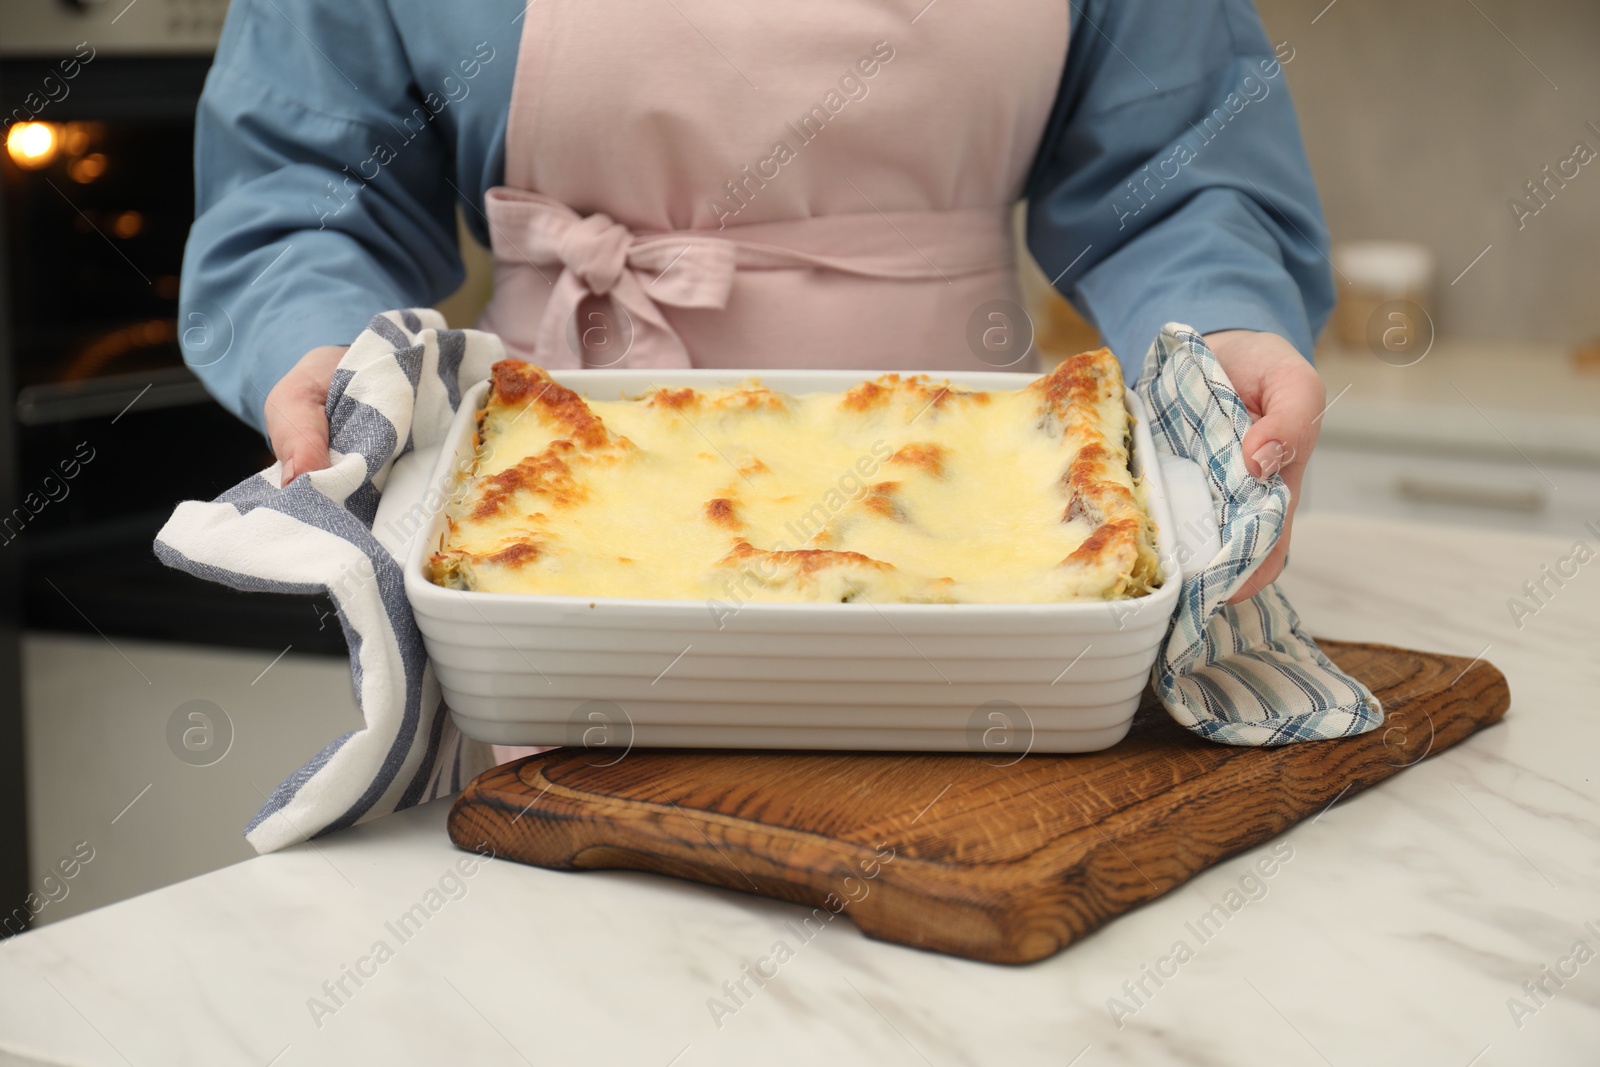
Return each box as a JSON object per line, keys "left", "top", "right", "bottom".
{"left": 280, "top": 460, "right": 296, "bottom": 486}
{"left": 1252, "top": 441, "right": 1286, "bottom": 480}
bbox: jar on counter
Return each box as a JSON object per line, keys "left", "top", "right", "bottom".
{"left": 1330, "top": 241, "right": 1436, "bottom": 362}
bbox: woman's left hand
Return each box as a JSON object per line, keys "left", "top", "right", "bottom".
{"left": 1201, "top": 329, "right": 1327, "bottom": 604}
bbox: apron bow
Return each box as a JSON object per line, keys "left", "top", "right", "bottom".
{"left": 483, "top": 187, "right": 737, "bottom": 368}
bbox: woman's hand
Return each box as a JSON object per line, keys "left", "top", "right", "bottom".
{"left": 1201, "top": 329, "right": 1326, "bottom": 604}
{"left": 264, "top": 345, "right": 348, "bottom": 485}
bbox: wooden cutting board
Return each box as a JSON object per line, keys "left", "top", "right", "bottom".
{"left": 448, "top": 641, "right": 1508, "bottom": 964}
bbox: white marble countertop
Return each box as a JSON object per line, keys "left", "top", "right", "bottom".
{"left": 3, "top": 513, "right": 1598, "bottom": 1067}
{"left": 1314, "top": 339, "right": 1600, "bottom": 465}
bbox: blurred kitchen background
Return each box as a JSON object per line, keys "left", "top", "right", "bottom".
{"left": 1, "top": 0, "right": 1596, "bottom": 929}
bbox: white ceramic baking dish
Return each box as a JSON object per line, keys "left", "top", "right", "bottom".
{"left": 401, "top": 369, "right": 1218, "bottom": 754}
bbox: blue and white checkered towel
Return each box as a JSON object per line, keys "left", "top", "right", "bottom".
{"left": 156, "top": 312, "right": 1379, "bottom": 852}
{"left": 1138, "top": 323, "right": 1381, "bottom": 745}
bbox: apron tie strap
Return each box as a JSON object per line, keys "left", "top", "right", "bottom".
{"left": 481, "top": 186, "right": 1014, "bottom": 369}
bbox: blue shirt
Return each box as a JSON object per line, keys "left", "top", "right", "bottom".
{"left": 183, "top": 0, "right": 1333, "bottom": 431}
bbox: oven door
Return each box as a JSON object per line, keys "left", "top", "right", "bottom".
{"left": 1, "top": 55, "right": 345, "bottom": 655}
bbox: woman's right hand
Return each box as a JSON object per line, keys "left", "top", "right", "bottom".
{"left": 265, "top": 345, "right": 348, "bottom": 484}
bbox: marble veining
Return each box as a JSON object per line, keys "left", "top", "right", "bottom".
{"left": 0, "top": 513, "right": 1597, "bottom": 1065}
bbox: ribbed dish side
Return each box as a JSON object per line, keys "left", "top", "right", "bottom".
{"left": 404, "top": 373, "right": 1187, "bottom": 753}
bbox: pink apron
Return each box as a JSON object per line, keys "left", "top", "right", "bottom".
{"left": 477, "top": 0, "right": 1070, "bottom": 371}
{"left": 478, "top": 2, "right": 1068, "bottom": 763}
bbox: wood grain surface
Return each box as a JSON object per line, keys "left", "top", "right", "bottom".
{"left": 448, "top": 640, "right": 1510, "bottom": 964}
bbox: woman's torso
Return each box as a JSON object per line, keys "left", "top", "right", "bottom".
{"left": 480, "top": 0, "right": 1070, "bottom": 371}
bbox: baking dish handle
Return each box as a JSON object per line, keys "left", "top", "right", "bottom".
{"left": 1156, "top": 453, "right": 1221, "bottom": 585}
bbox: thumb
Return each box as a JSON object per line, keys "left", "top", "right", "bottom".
{"left": 267, "top": 393, "right": 330, "bottom": 486}
{"left": 265, "top": 344, "right": 346, "bottom": 485}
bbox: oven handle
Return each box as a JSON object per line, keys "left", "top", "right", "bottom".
{"left": 15, "top": 369, "right": 212, "bottom": 425}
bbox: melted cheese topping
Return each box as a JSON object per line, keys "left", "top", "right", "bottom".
{"left": 430, "top": 350, "right": 1160, "bottom": 603}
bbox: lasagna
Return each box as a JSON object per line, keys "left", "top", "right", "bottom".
{"left": 428, "top": 349, "right": 1160, "bottom": 604}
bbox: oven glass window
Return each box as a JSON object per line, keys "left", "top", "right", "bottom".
{"left": 2, "top": 58, "right": 343, "bottom": 654}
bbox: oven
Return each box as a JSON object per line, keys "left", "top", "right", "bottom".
{"left": 1, "top": 1, "right": 346, "bottom": 658}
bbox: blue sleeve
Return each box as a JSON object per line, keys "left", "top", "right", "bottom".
{"left": 1024, "top": 0, "right": 1335, "bottom": 371}
{"left": 180, "top": 0, "right": 467, "bottom": 431}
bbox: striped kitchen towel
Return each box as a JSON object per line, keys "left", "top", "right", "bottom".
{"left": 156, "top": 310, "right": 501, "bottom": 852}
{"left": 1136, "top": 323, "right": 1382, "bottom": 745}
{"left": 156, "top": 312, "right": 1378, "bottom": 853}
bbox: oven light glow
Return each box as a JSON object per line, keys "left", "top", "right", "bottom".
{"left": 112, "top": 211, "right": 145, "bottom": 239}
{"left": 69, "top": 152, "right": 107, "bottom": 184}
{"left": 6, "top": 122, "right": 59, "bottom": 169}
{"left": 62, "top": 122, "right": 96, "bottom": 157}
